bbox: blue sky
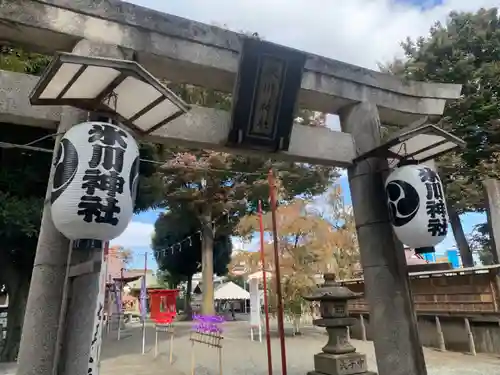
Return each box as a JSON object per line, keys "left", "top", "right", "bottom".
{"left": 115, "top": 0, "right": 494, "bottom": 269}
{"left": 397, "top": 0, "right": 444, "bottom": 9}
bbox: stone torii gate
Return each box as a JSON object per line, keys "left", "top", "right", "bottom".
{"left": 0, "top": 1, "right": 461, "bottom": 375}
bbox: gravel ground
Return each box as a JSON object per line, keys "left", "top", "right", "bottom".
{"left": 100, "top": 320, "right": 500, "bottom": 375}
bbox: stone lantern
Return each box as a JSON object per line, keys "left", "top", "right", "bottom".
{"left": 304, "top": 273, "right": 376, "bottom": 375}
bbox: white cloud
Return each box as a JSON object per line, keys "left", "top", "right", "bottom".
{"left": 110, "top": 221, "right": 155, "bottom": 248}
{"left": 125, "top": 0, "right": 497, "bottom": 182}
{"left": 130, "top": 0, "right": 499, "bottom": 71}
{"left": 124, "top": 0, "right": 494, "bottom": 261}
{"left": 231, "top": 235, "right": 260, "bottom": 252}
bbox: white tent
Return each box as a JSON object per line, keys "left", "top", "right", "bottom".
{"left": 247, "top": 270, "right": 273, "bottom": 281}
{"left": 214, "top": 281, "right": 250, "bottom": 301}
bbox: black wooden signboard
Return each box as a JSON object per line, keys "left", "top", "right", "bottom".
{"left": 227, "top": 37, "right": 307, "bottom": 152}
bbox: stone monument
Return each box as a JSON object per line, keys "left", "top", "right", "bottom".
{"left": 304, "top": 273, "right": 376, "bottom": 375}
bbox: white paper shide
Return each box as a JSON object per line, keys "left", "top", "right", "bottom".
{"left": 385, "top": 163, "right": 449, "bottom": 249}
{"left": 50, "top": 122, "right": 139, "bottom": 241}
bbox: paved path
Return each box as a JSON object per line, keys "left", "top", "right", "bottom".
{"left": 100, "top": 321, "right": 500, "bottom": 375}
{"left": 100, "top": 326, "right": 184, "bottom": 375}
{"left": 0, "top": 363, "right": 16, "bottom": 375}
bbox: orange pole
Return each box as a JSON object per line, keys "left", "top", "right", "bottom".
{"left": 268, "top": 169, "right": 287, "bottom": 375}
{"left": 258, "top": 200, "right": 273, "bottom": 375}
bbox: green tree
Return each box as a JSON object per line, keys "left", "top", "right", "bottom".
{"left": 108, "top": 245, "right": 134, "bottom": 266}
{"left": 238, "top": 198, "right": 351, "bottom": 334}
{"left": 159, "top": 85, "right": 337, "bottom": 315}
{"left": 156, "top": 270, "right": 182, "bottom": 289}
{"left": 383, "top": 8, "right": 500, "bottom": 266}
{"left": 469, "top": 223, "right": 495, "bottom": 265}
{"left": 225, "top": 274, "right": 247, "bottom": 290}
{"left": 0, "top": 44, "right": 51, "bottom": 75}
{"left": 152, "top": 209, "right": 232, "bottom": 316}
{"left": 0, "top": 46, "right": 165, "bottom": 361}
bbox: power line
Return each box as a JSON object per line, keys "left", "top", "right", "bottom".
{"left": 0, "top": 141, "right": 263, "bottom": 259}
{"left": 0, "top": 137, "right": 312, "bottom": 264}
{"left": 0, "top": 141, "right": 53, "bottom": 154}
{"left": 103, "top": 208, "right": 234, "bottom": 267}
{"left": 150, "top": 208, "right": 233, "bottom": 258}
{"left": 0, "top": 141, "right": 266, "bottom": 176}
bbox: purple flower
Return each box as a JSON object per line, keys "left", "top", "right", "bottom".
{"left": 191, "top": 314, "right": 224, "bottom": 333}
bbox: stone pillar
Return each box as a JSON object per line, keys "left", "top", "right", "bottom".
{"left": 59, "top": 241, "right": 104, "bottom": 375}
{"left": 16, "top": 39, "right": 128, "bottom": 375}
{"left": 339, "top": 102, "right": 427, "bottom": 375}
{"left": 58, "top": 40, "right": 126, "bottom": 375}
{"left": 483, "top": 179, "right": 500, "bottom": 264}
{"left": 16, "top": 107, "right": 87, "bottom": 375}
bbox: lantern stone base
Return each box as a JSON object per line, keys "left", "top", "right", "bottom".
{"left": 304, "top": 274, "right": 378, "bottom": 375}
{"left": 310, "top": 352, "right": 376, "bottom": 375}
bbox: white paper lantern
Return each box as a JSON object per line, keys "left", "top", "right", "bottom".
{"left": 51, "top": 121, "right": 139, "bottom": 241}
{"left": 385, "top": 163, "right": 449, "bottom": 249}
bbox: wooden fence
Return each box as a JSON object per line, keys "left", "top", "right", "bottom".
{"left": 341, "top": 265, "right": 500, "bottom": 316}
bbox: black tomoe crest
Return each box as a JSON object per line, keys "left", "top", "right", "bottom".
{"left": 129, "top": 156, "right": 140, "bottom": 202}
{"left": 51, "top": 138, "right": 79, "bottom": 204}
{"left": 386, "top": 180, "right": 420, "bottom": 227}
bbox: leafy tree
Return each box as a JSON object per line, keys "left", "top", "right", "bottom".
{"left": 225, "top": 274, "right": 247, "bottom": 290}
{"left": 312, "top": 185, "right": 360, "bottom": 279}
{"left": 107, "top": 245, "right": 134, "bottom": 266}
{"left": 156, "top": 269, "right": 182, "bottom": 289}
{"left": 0, "top": 124, "right": 53, "bottom": 361}
{"left": 237, "top": 190, "right": 357, "bottom": 333}
{"left": 152, "top": 209, "right": 232, "bottom": 316}
{"left": 229, "top": 251, "right": 262, "bottom": 277}
{"left": 0, "top": 46, "right": 165, "bottom": 361}
{"left": 0, "top": 44, "right": 51, "bottom": 75}
{"left": 382, "top": 8, "right": 500, "bottom": 266}
{"left": 158, "top": 85, "right": 337, "bottom": 315}
{"left": 468, "top": 223, "right": 495, "bottom": 265}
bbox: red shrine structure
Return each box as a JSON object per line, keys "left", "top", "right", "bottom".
{"left": 148, "top": 289, "right": 179, "bottom": 324}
